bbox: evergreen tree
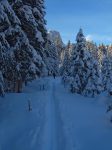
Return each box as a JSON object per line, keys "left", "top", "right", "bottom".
{"left": 0, "top": 0, "right": 17, "bottom": 91}
{"left": 45, "top": 39, "right": 59, "bottom": 75}
{"left": 107, "top": 44, "right": 112, "bottom": 57}
{"left": 86, "top": 41, "right": 99, "bottom": 60}
{"left": 70, "top": 29, "right": 102, "bottom": 97}
{"left": 101, "top": 54, "right": 112, "bottom": 92}
{"left": 83, "top": 60, "right": 102, "bottom": 97}
{"left": 62, "top": 41, "right": 71, "bottom": 82}
{"left": 0, "top": 0, "right": 46, "bottom": 92}
{"left": 98, "top": 44, "right": 108, "bottom": 67}
{"left": 10, "top": 0, "right": 47, "bottom": 58}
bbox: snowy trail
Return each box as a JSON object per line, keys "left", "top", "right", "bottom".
{"left": 52, "top": 78, "right": 78, "bottom": 150}
{"left": 54, "top": 78, "right": 112, "bottom": 150}
{"left": 1, "top": 77, "right": 112, "bottom": 150}
{"left": 45, "top": 77, "right": 112, "bottom": 150}
{"left": 43, "top": 78, "right": 66, "bottom": 150}
{"left": 50, "top": 81, "right": 58, "bottom": 150}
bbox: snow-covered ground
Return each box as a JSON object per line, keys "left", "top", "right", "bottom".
{"left": 0, "top": 77, "right": 112, "bottom": 150}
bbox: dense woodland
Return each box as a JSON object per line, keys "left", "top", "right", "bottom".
{"left": 0, "top": 0, "right": 112, "bottom": 98}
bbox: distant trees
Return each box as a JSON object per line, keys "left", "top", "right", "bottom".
{"left": 86, "top": 41, "right": 99, "bottom": 61}
{"left": 61, "top": 41, "right": 71, "bottom": 78}
{"left": 45, "top": 39, "right": 59, "bottom": 76}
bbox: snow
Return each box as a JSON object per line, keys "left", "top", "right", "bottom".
{"left": 0, "top": 78, "right": 49, "bottom": 150}
{"left": 18, "top": 4, "right": 45, "bottom": 43}
{"left": 57, "top": 83, "right": 112, "bottom": 150}
{"left": 19, "top": 5, "right": 38, "bottom": 28}
{"left": 0, "top": 77, "right": 112, "bottom": 150}
{"left": 36, "top": 30, "right": 44, "bottom": 42}
{"left": 1, "top": 0, "right": 21, "bottom": 25}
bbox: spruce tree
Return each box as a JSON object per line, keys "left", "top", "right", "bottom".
{"left": 101, "top": 54, "right": 112, "bottom": 92}
{"left": 86, "top": 41, "right": 99, "bottom": 61}
{"left": 45, "top": 39, "right": 59, "bottom": 75}
{"left": 62, "top": 41, "right": 71, "bottom": 83}
{"left": 83, "top": 60, "right": 102, "bottom": 97}
{"left": 70, "top": 29, "right": 102, "bottom": 97}
{"left": 10, "top": 0, "right": 47, "bottom": 57}
{"left": 0, "top": 0, "right": 17, "bottom": 91}
{"left": 0, "top": 0, "right": 45, "bottom": 92}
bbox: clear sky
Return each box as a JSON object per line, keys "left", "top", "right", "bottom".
{"left": 45, "top": 0, "right": 112, "bottom": 44}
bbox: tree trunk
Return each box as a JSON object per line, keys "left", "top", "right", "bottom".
{"left": 15, "top": 80, "right": 23, "bottom": 93}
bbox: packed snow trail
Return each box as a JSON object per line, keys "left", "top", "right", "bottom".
{"left": 54, "top": 78, "right": 112, "bottom": 150}
{"left": 43, "top": 78, "right": 66, "bottom": 150}
{"left": 0, "top": 77, "right": 112, "bottom": 150}
{"left": 49, "top": 78, "right": 78, "bottom": 150}
{"left": 44, "top": 77, "right": 112, "bottom": 150}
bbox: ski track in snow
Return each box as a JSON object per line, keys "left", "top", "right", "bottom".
{"left": 51, "top": 79, "right": 78, "bottom": 150}
{"left": 43, "top": 79, "right": 67, "bottom": 150}
{"left": 0, "top": 77, "right": 112, "bottom": 150}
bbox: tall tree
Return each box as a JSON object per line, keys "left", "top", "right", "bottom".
{"left": 61, "top": 41, "right": 71, "bottom": 82}
{"left": 70, "top": 29, "right": 102, "bottom": 97}
{"left": 45, "top": 39, "right": 59, "bottom": 75}
{"left": 9, "top": 0, "right": 47, "bottom": 58}
{"left": 101, "top": 53, "right": 112, "bottom": 92}
{"left": 0, "top": 0, "right": 47, "bottom": 92}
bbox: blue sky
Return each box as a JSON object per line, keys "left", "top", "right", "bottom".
{"left": 45, "top": 0, "right": 112, "bottom": 44}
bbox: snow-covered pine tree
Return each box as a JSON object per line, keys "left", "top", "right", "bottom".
{"left": 45, "top": 39, "right": 59, "bottom": 76}
{"left": 0, "top": 0, "right": 45, "bottom": 92}
{"left": 10, "top": 0, "right": 47, "bottom": 59}
{"left": 108, "top": 44, "right": 112, "bottom": 57}
{"left": 61, "top": 41, "right": 71, "bottom": 83}
{"left": 67, "top": 40, "right": 73, "bottom": 57}
{"left": 86, "top": 41, "right": 99, "bottom": 61}
{"left": 98, "top": 44, "right": 108, "bottom": 67}
{"left": 70, "top": 29, "right": 102, "bottom": 97}
{"left": 83, "top": 60, "right": 102, "bottom": 97}
{"left": 0, "top": 0, "right": 17, "bottom": 92}
{"left": 99, "top": 44, "right": 108, "bottom": 56}
{"left": 101, "top": 53, "right": 112, "bottom": 92}
{"left": 0, "top": 33, "right": 14, "bottom": 92}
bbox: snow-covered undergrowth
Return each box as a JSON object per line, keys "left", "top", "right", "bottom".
{"left": 0, "top": 77, "right": 112, "bottom": 150}
{"left": 0, "top": 78, "right": 49, "bottom": 150}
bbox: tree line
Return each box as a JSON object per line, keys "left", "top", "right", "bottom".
{"left": 0, "top": 0, "right": 112, "bottom": 98}
{"left": 61, "top": 29, "right": 112, "bottom": 97}
{"left": 0, "top": 0, "right": 59, "bottom": 96}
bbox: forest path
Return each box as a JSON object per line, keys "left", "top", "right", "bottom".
{"left": 43, "top": 77, "right": 66, "bottom": 150}
{"left": 0, "top": 77, "right": 112, "bottom": 150}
